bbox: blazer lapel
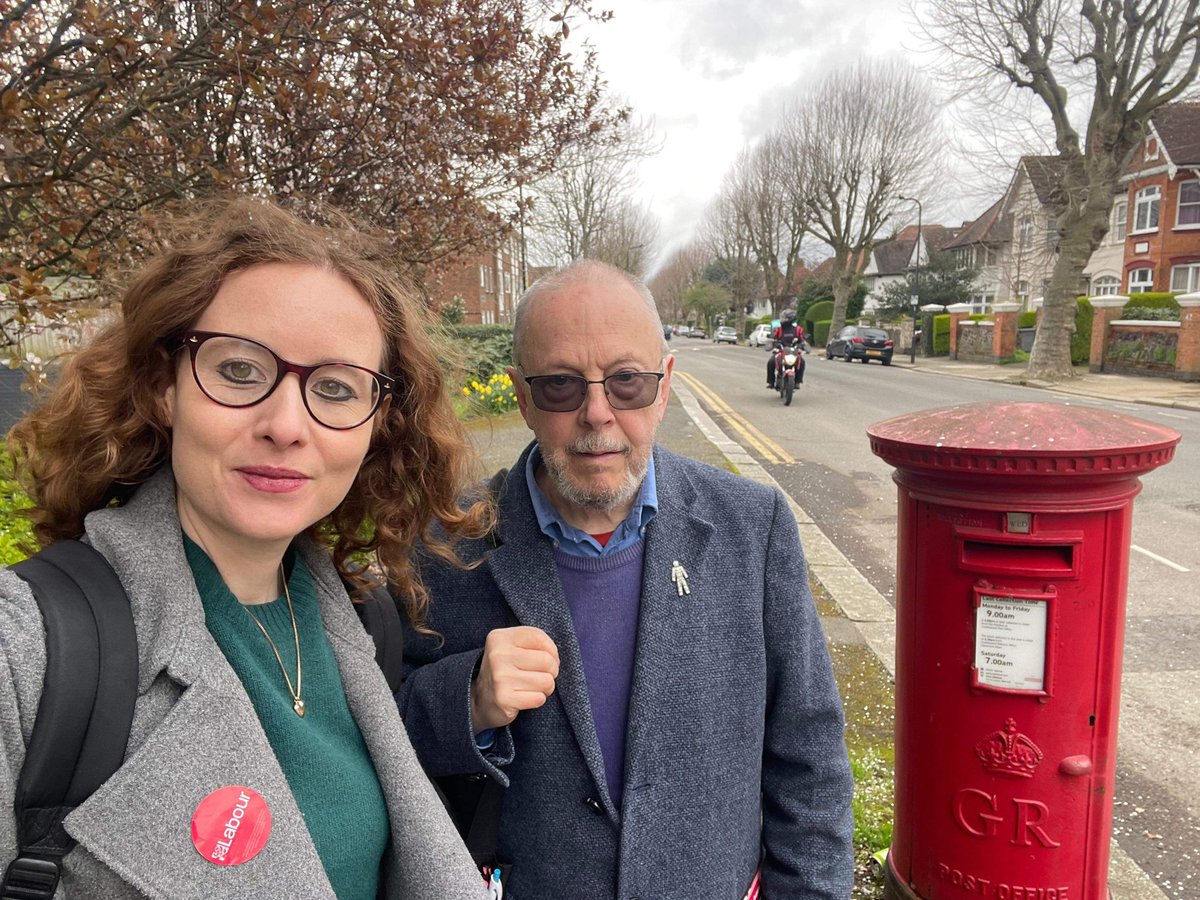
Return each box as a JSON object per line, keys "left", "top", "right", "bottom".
{"left": 622, "top": 453, "right": 715, "bottom": 793}
{"left": 486, "top": 456, "right": 615, "bottom": 816}
{"left": 64, "top": 621, "right": 334, "bottom": 899}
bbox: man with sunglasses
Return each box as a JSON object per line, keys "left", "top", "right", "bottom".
{"left": 399, "top": 260, "right": 853, "bottom": 899}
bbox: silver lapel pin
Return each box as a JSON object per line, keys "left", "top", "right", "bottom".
{"left": 670, "top": 560, "right": 690, "bottom": 596}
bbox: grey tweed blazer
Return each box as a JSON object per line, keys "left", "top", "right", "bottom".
{"left": 0, "top": 469, "right": 485, "bottom": 899}
{"left": 400, "top": 444, "right": 855, "bottom": 899}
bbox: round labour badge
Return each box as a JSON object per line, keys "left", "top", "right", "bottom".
{"left": 190, "top": 785, "right": 272, "bottom": 866}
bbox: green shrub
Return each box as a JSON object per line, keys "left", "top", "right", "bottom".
{"left": 968, "top": 313, "right": 988, "bottom": 322}
{"left": 805, "top": 300, "right": 833, "bottom": 338}
{"left": 933, "top": 314, "right": 951, "bottom": 355}
{"left": 439, "top": 324, "right": 514, "bottom": 384}
{"left": 813, "top": 319, "right": 832, "bottom": 347}
{"left": 1018, "top": 311, "right": 1038, "bottom": 328}
{"left": 1122, "top": 306, "right": 1181, "bottom": 321}
{"left": 0, "top": 451, "right": 34, "bottom": 565}
{"left": 1122, "top": 292, "right": 1180, "bottom": 313}
{"left": 1071, "top": 296, "right": 1093, "bottom": 365}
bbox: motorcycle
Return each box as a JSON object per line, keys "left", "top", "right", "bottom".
{"left": 772, "top": 339, "right": 805, "bottom": 406}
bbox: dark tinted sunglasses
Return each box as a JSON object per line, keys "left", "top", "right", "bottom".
{"left": 521, "top": 370, "right": 664, "bottom": 412}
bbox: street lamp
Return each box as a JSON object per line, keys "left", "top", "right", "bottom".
{"left": 898, "top": 194, "right": 923, "bottom": 364}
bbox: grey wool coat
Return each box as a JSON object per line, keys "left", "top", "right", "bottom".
{"left": 399, "top": 444, "right": 855, "bottom": 899}
{"left": 0, "top": 469, "right": 486, "bottom": 899}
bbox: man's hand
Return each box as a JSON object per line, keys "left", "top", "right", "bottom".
{"left": 471, "top": 626, "right": 560, "bottom": 733}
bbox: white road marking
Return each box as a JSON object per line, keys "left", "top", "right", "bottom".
{"left": 1131, "top": 544, "right": 1190, "bottom": 572}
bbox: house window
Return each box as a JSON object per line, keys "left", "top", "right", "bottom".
{"left": 1170, "top": 263, "right": 1200, "bottom": 293}
{"left": 1132, "top": 185, "right": 1160, "bottom": 233}
{"left": 1044, "top": 215, "right": 1057, "bottom": 247}
{"left": 1018, "top": 218, "right": 1034, "bottom": 250}
{"left": 970, "top": 293, "right": 994, "bottom": 314}
{"left": 1177, "top": 180, "right": 1200, "bottom": 228}
{"left": 1091, "top": 276, "right": 1120, "bottom": 296}
{"left": 1017, "top": 281, "right": 1030, "bottom": 304}
{"left": 479, "top": 266, "right": 486, "bottom": 288}
{"left": 1112, "top": 200, "right": 1127, "bottom": 242}
{"left": 1127, "top": 268, "right": 1154, "bottom": 293}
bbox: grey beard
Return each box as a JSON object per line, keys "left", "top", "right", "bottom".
{"left": 542, "top": 437, "right": 650, "bottom": 513}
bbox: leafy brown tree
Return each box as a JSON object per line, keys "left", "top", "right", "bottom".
{"left": 920, "top": 0, "right": 1200, "bottom": 379}
{"left": 1, "top": 0, "right": 612, "bottom": 350}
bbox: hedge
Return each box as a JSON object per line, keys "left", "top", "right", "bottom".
{"left": 1122, "top": 293, "right": 1180, "bottom": 319}
{"left": 1071, "top": 297, "right": 1092, "bottom": 365}
{"left": 813, "top": 319, "right": 832, "bottom": 347}
{"left": 439, "top": 323, "right": 514, "bottom": 383}
{"left": 806, "top": 301, "right": 833, "bottom": 338}
{"left": 933, "top": 314, "right": 951, "bottom": 355}
{"left": 1018, "top": 311, "right": 1038, "bottom": 328}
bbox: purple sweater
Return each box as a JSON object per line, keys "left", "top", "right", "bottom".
{"left": 553, "top": 542, "right": 645, "bottom": 810}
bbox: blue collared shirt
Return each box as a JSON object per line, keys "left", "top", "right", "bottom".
{"left": 524, "top": 446, "right": 658, "bottom": 557}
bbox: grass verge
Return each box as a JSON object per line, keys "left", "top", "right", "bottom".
{"left": 812, "top": 574, "right": 895, "bottom": 897}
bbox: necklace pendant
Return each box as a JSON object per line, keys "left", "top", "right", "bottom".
{"left": 294, "top": 698, "right": 306, "bottom": 717}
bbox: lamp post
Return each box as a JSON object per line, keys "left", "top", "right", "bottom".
{"left": 898, "top": 194, "right": 922, "bottom": 364}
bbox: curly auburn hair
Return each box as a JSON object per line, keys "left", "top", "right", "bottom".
{"left": 7, "top": 195, "right": 492, "bottom": 629}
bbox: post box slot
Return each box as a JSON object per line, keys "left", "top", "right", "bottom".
{"left": 960, "top": 539, "right": 1075, "bottom": 576}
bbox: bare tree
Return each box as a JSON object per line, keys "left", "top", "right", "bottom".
{"left": 725, "top": 134, "right": 811, "bottom": 319}
{"left": 785, "top": 61, "right": 942, "bottom": 340}
{"left": 648, "top": 242, "right": 707, "bottom": 326}
{"left": 588, "top": 198, "right": 660, "bottom": 274}
{"left": 699, "top": 185, "right": 762, "bottom": 332}
{"left": 919, "top": 0, "right": 1200, "bottom": 379}
{"left": 526, "top": 111, "right": 660, "bottom": 265}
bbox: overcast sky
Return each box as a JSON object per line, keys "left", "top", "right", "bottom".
{"left": 573, "top": 0, "right": 968, "bottom": 274}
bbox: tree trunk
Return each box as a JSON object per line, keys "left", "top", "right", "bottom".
{"left": 827, "top": 251, "right": 854, "bottom": 344}
{"left": 1026, "top": 155, "right": 1121, "bottom": 380}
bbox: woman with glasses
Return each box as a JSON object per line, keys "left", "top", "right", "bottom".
{"left": 0, "top": 198, "right": 490, "bottom": 898}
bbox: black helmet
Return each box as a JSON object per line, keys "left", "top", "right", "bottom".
{"left": 781, "top": 308, "right": 796, "bottom": 324}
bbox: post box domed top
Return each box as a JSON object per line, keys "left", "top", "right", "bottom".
{"left": 867, "top": 401, "right": 1179, "bottom": 478}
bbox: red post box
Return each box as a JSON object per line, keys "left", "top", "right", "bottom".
{"left": 867, "top": 402, "right": 1179, "bottom": 900}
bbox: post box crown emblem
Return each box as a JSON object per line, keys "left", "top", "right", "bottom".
{"left": 974, "top": 718, "right": 1044, "bottom": 778}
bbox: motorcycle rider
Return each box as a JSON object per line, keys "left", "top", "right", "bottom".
{"left": 767, "top": 308, "right": 807, "bottom": 389}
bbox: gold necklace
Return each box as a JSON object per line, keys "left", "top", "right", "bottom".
{"left": 243, "top": 564, "right": 305, "bottom": 717}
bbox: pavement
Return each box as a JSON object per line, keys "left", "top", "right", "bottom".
{"left": 889, "top": 353, "right": 1200, "bottom": 412}
{"left": 462, "top": 357, "right": 1196, "bottom": 899}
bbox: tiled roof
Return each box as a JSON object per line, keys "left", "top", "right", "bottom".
{"left": 1154, "top": 102, "right": 1200, "bottom": 167}
{"left": 941, "top": 197, "right": 1009, "bottom": 249}
{"left": 872, "top": 224, "right": 962, "bottom": 275}
{"left": 1020, "top": 155, "right": 1069, "bottom": 207}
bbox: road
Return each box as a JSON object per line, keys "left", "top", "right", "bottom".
{"left": 668, "top": 338, "right": 1199, "bottom": 898}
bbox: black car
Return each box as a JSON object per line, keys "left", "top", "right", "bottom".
{"left": 826, "top": 325, "right": 894, "bottom": 365}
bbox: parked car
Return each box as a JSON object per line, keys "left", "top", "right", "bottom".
{"left": 748, "top": 324, "right": 772, "bottom": 348}
{"left": 686, "top": 326, "right": 707, "bottom": 339}
{"left": 826, "top": 325, "right": 894, "bottom": 364}
{"left": 713, "top": 326, "right": 738, "bottom": 345}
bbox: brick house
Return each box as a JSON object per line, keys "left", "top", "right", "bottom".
{"left": 425, "top": 235, "right": 524, "bottom": 325}
{"left": 1108, "top": 102, "right": 1200, "bottom": 295}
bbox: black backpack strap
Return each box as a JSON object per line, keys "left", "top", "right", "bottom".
{"left": 351, "top": 581, "right": 405, "bottom": 694}
{"left": 4, "top": 540, "right": 138, "bottom": 900}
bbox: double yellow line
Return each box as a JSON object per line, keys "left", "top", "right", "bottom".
{"left": 673, "top": 371, "right": 795, "bottom": 465}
